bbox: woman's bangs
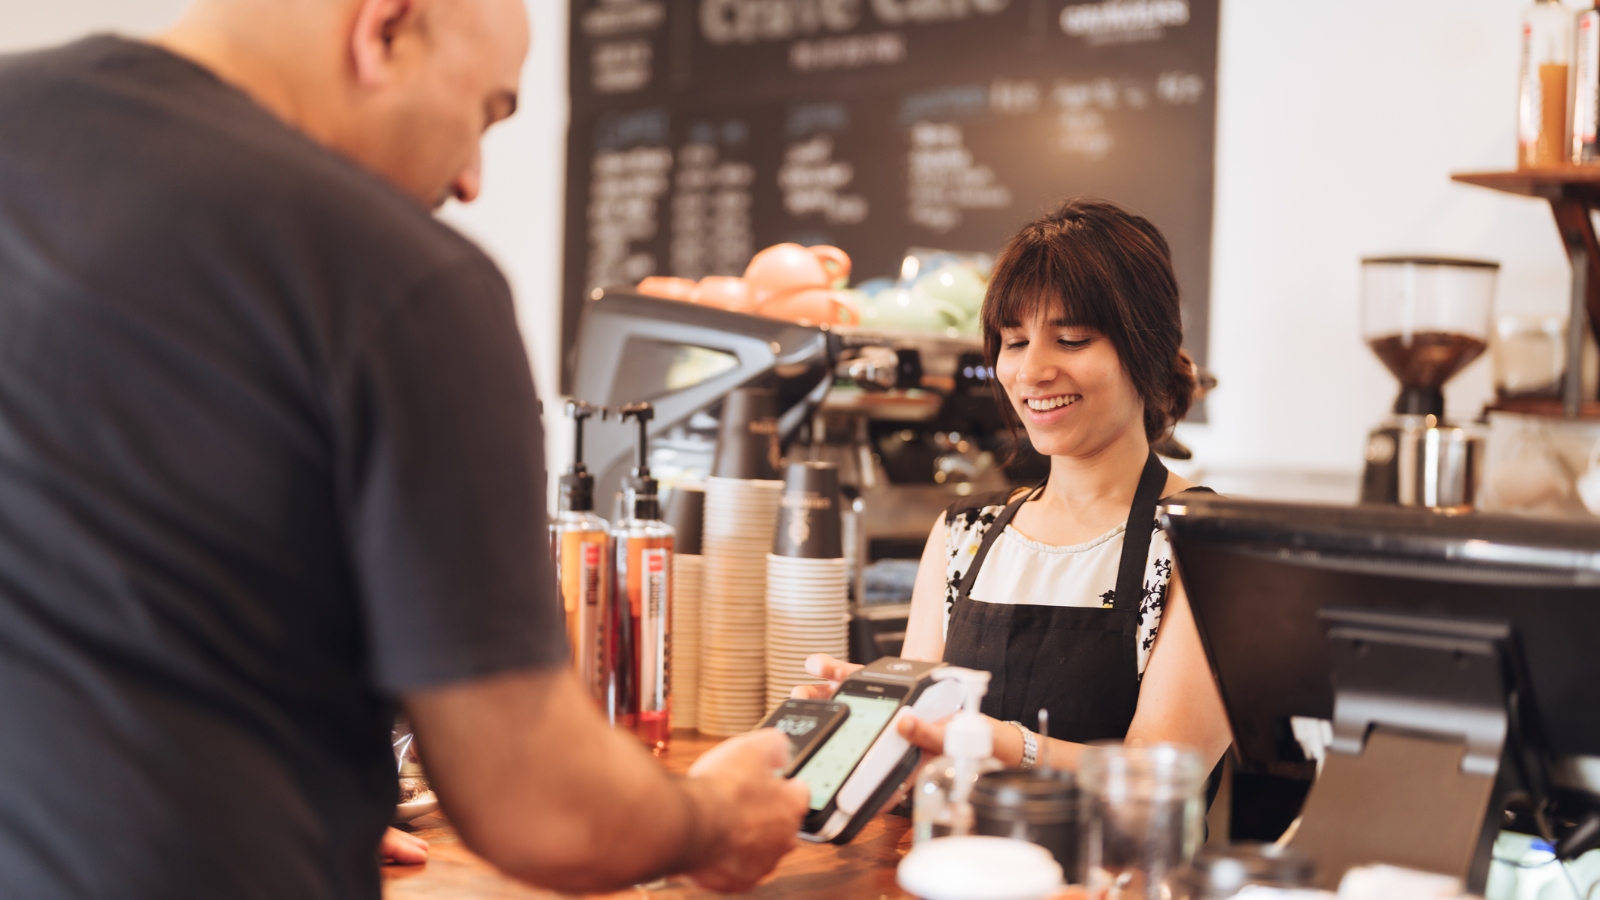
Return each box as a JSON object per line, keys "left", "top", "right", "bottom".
{"left": 981, "top": 244, "right": 1108, "bottom": 334}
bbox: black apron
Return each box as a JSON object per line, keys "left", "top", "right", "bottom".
{"left": 942, "top": 451, "right": 1173, "bottom": 742}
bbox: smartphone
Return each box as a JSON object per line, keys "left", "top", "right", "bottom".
{"left": 792, "top": 677, "right": 913, "bottom": 834}
{"left": 760, "top": 699, "right": 849, "bottom": 777}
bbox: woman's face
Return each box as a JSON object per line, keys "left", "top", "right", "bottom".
{"left": 995, "top": 305, "right": 1146, "bottom": 458}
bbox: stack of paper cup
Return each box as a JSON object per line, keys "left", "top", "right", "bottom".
{"left": 665, "top": 483, "right": 705, "bottom": 730}
{"left": 698, "top": 388, "right": 784, "bottom": 736}
{"left": 766, "top": 461, "right": 850, "bottom": 709}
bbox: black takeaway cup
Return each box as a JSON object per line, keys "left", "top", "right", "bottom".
{"left": 711, "top": 387, "right": 781, "bottom": 481}
{"left": 664, "top": 482, "right": 705, "bottom": 557}
{"left": 773, "top": 461, "right": 842, "bottom": 559}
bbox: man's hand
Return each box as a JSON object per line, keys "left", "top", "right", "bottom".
{"left": 788, "top": 654, "right": 863, "bottom": 700}
{"left": 683, "top": 729, "right": 810, "bottom": 892}
{"left": 380, "top": 827, "right": 428, "bottom": 865}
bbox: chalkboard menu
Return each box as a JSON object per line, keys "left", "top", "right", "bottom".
{"left": 562, "top": 0, "right": 1219, "bottom": 392}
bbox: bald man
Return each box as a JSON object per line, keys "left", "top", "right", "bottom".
{"left": 0, "top": 1, "right": 807, "bottom": 898}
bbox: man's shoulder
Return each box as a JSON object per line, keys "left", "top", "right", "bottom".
{"left": 0, "top": 35, "right": 493, "bottom": 300}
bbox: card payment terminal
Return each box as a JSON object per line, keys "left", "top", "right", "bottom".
{"left": 794, "top": 657, "right": 964, "bottom": 844}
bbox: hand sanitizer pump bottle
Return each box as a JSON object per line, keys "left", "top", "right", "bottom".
{"left": 913, "top": 667, "right": 1002, "bottom": 844}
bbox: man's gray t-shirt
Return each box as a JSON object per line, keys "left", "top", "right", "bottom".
{"left": 0, "top": 36, "right": 566, "bottom": 899}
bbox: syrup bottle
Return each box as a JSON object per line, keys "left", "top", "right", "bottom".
{"left": 611, "top": 402, "right": 674, "bottom": 754}
{"left": 550, "top": 401, "right": 611, "bottom": 708}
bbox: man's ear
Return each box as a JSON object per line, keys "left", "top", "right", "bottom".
{"left": 350, "top": 0, "right": 415, "bottom": 88}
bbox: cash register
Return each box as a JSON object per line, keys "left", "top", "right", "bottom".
{"left": 1163, "top": 495, "right": 1600, "bottom": 892}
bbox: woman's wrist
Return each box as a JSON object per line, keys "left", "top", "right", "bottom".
{"left": 990, "top": 717, "right": 1025, "bottom": 767}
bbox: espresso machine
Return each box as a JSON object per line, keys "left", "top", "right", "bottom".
{"left": 568, "top": 289, "right": 1032, "bottom": 661}
{"left": 1358, "top": 256, "right": 1498, "bottom": 511}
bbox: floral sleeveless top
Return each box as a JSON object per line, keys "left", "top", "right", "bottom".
{"left": 941, "top": 489, "right": 1177, "bottom": 676}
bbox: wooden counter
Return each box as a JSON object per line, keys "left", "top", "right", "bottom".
{"left": 381, "top": 730, "right": 914, "bottom": 900}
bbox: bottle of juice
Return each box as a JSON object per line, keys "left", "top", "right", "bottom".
{"left": 1520, "top": 0, "right": 1574, "bottom": 169}
{"left": 610, "top": 402, "right": 674, "bottom": 754}
{"left": 550, "top": 401, "right": 611, "bottom": 709}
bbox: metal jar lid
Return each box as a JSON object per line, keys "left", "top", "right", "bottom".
{"left": 971, "top": 769, "right": 1078, "bottom": 821}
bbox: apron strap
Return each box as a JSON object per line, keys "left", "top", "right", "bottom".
{"left": 1111, "top": 451, "right": 1170, "bottom": 614}
{"left": 953, "top": 481, "right": 1044, "bottom": 604}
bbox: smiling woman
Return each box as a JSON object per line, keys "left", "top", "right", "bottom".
{"left": 796, "top": 198, "right": 1230, "bottom": 779}
{"left": 983, "top": 197, "right": 1196, "bottom": 456}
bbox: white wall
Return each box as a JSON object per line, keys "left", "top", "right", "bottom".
{"left": 1184, "top": 0, "right": 1574, "bottom": 491}
{"left": 2, "top": 0, "right": 1580, "bottom": 498}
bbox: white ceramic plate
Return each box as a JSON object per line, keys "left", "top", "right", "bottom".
{"left": 394, "top": 790, "right": 440, "bottom": 824}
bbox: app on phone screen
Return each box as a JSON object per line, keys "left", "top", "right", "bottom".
{"left": 793, "top": 693, "right": 902, "bottom": 811}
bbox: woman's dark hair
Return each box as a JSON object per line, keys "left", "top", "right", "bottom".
{"left": 981, "top": 197, "right": 1196, "bottom": 444}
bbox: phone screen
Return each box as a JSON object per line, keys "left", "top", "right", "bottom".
{"left": 793, "top": 684, "right": 909, "bottom": 812}
{"left": 762, "top": 699, "right": 848, "bottom": 775}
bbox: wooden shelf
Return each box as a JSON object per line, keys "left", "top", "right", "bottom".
{"left": 1452, "top": 168, "right": 1600, "bottom": 202}
{"left": 1487, "top": 397, "right": 1600, "bottom": 419}
{"left": 1453, "top": 169, "right": 1600, "bottom": 416}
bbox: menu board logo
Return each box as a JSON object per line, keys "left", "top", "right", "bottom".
{"left": 701, "top": 0, "right": 862, "bottom": 44}
{"left": 700, "top": 0, "right": 1010, "bottom": 44}
{"left": 1060, "top": 0, "right": 1189, "bottom": 46}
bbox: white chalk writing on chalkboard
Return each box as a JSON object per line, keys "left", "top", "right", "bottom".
{"left": 587, "top": 147, "right": 673, "bottom": 291}
{"left": 779, "top": 136, "right": 868, "bottom": 225}
{"left": 591, "top": 40, "right": 653, "bottom": 93}
{"left": 699, "top": 0, "right": 862, "bottom": 43}
{"left": 697, "top": 0, "right": 1010, "bottom": 44}
{"left": 582, "top": 0, "right": 666, "bottom": 38}
{"left": 1060, "top": 0, "right": 1189, "bottom": 46}
{"left": 907, "top": 122, "right": 1011, "bottom": 233}
{"left": 789, "top": 31, "right": 906, "bottom": 72}
{"left": 988, "top": 79, "right": 1041, "bottom": 116}
{"left": 671, "top": 141, "right": 755, "bottom": 279}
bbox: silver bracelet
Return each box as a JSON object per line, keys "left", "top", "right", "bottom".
{"left": 1006, "top": 720, "right": 1039, "bottom": 770}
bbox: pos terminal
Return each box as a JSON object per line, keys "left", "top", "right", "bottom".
{"left": 796, "top": 657, "right": 965, "bottom": 844}
{"left": 1163, "top": 495, "right": 1600, "bottom": 893}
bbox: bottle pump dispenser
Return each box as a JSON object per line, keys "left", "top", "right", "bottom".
{"left": 913, "top": 667, "right": 1001, "bottom": 843}
{"left": 551, "top": 401, "right": 612, "bottom": 707}
{"left": 610, "top": 403, "right": 675, "bottom": 753}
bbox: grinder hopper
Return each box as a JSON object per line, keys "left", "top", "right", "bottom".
{"left": 1358, "top": 257, "right": 1498, "bottom": 509}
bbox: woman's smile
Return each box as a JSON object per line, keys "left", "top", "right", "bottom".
{"left": 1021, "top": 392, "right": 1082, "bottom": 425}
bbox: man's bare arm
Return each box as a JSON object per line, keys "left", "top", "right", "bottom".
{"left": 405, "top": 667, "right": 808, "bottom": 894}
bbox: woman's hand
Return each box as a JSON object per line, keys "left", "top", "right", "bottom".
{"left": 380, "top": 826, "right": 429, "bottom": 865}
{"left": 896, "top": 713, "right": 1025, "bottom": 768}
{"left": 788, "top": 654, "right": 863, "bottom": 700}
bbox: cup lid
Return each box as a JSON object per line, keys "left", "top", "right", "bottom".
{"left": 897, "top": 836, "right": 1062, "bottom": 900}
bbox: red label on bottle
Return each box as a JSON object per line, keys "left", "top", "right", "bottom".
{"left": 581, "top": 542, "right": 602, "bottom": 605}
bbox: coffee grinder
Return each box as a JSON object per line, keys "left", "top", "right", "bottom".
{"left": 1359, "top": 257, "right": 1498, "bottom": 511}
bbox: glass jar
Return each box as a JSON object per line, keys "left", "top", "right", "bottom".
{"left": 1078, "top": 743, "right": 1206, "bottom": 900}
{"left": 1520, "top": 0, "right": 1575, "bottom": 169}
{"left": 1178, "top": 843, "right": 1314, "bottom": 898}
{"left": 972, "top": 768, "right": 1080, "bottom": 877}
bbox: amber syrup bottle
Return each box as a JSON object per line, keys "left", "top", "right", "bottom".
{"left": 610, "top": 403, "right": 674, "bottom": 754}
{"left": 550, "top": 401, "right": 611, "bottom": 709}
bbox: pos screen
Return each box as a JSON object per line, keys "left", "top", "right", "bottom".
{"left": 793, "top": 683, "right": 910, "bottom": 812}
